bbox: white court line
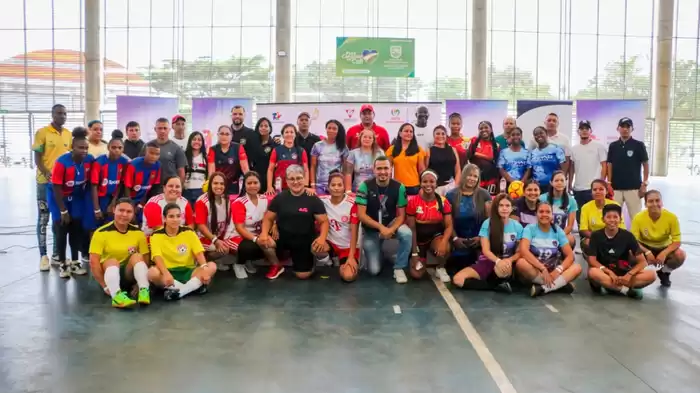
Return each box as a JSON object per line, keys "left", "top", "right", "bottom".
{"left": 393, "top": 305, "right": 402, "bottom": 314}
{"left": 432, "top": 276, "right": 518, "bottom": 393}
{"left": 544, "top": 303, "right": 559, "bottom": 313}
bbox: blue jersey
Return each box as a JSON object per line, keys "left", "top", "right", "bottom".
{"left": 92, "top": 154, "right": 129, "bottom": 198}
{"left": 528, "top": 145, "right": 565, "bottom": 187}
{"left": 51, "top": 152, "right": 95, "bottom": 198}
{"left": 497, "top": 147, "right": 529, "bottom": 180}
{"left": 478, "top": 218, "right": 523, "bottom": 258}
{"left": 540, "top": 193, "right": 578, "bottom": 229}
{"left": 522, "top": 223, "right": 569, "bottom": 269}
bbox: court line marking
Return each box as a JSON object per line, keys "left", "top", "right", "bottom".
{"left": 544, "top": 303, "right": 559, "bottom": 313}
{"left": 431, "top": 276, "right": 518, "bottom": 393}
{"left": 393, "top": 305, "right": 402, "bottom": 314}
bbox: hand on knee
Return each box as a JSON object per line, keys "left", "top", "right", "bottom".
{"left": 339, "top": 264, "right": 357, "bottom": 282}
{"left": 295, "top": 271, "right": 313, "bottom": 280}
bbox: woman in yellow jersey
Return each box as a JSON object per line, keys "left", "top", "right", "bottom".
{"left": 631, "top": 190, "right": 686, "bottom": 287}
{"left": 386, "top": 123, "right": 426, "bottom": 196}
{"left": 148, "top": 203, "right": 217, "bottom": 301}
{"left": 579, "top": 179, "right": 625, "bottom": 254}
{"left": 89, "top": 198, "right": 151, "bottom": 309}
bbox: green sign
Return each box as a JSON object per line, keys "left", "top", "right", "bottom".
{"left": 336, "top": 37, "right": 415, "bottom": 78}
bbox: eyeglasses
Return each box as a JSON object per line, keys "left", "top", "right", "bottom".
{"left": 287, "top": 176, "right": 304, "bottom": 183}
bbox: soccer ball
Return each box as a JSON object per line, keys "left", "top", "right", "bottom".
{"left": 507, "top": 180, "right": 524, "bottom": 199}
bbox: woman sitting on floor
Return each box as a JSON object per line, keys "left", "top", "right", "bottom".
{"left": 194, "top": 172, "right": 236, "bottom": 272}
{"left": 540, "top": 170, "right": 577, "bottom": 246}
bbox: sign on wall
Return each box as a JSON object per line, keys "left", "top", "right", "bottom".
{"left": 336, "top": 37, "right": 415, "bottom": 78}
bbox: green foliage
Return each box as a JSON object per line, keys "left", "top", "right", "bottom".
{"left": 487, "top": 65, "right": 554, "bottom": 104}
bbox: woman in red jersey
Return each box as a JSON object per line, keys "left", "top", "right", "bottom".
{"left": 142, "top": 176, "right": 194, "bottom": 237}
{"left": 467, "top": 120, "right": 501, "bottom": 196}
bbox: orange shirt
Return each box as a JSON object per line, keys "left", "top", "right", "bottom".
{"left": 386, "top": 145, "right": 426, "bottom": 187}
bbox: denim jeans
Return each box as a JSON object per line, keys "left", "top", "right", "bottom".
{"left": 573, "top": 189, "right": 593, "bottom": 225}
{"left": 36, "top": 182, "right": 58, "bottom": 257}
{"left": 361, "top": 224, "right": 412, "bottom": 275}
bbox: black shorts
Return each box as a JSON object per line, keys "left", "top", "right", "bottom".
{"left": 640, "top": 243, "right": 668, "bottom": 260}
{"left": 276, "top": 233, "right": 315, "bottom": 273}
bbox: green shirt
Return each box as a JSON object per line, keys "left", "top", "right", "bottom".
{"left": 356, "top": 179, "right": 407, "bottom": 230}
{"left": 495, "top": 134, "right": 526, "bottom": 150}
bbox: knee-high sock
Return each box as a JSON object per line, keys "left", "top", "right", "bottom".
{"left": 132, "top": 262, "right": 149, "bottom": 289}
{"left": 543, "top": 276, "right": 567, "bottom": 293}
{"left": 178, "top": 277, "right": 202, "bottom": 297}
{"left": 661, "top": 265, "right": 673, "bottom": 273}
{"left": 104, "top": 266, "right": 122, "bottom": 299}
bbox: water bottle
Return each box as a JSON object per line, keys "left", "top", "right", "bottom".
{"left": 499, "top": 177, "right": 507, "bottom": 194}
{"left": 275, "top": 176, "right": 282, "bottom": 192}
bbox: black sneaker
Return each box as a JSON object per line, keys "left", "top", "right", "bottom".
{"left": 557, "top": 283, "right": 575, "bottom": 294}
{"left": 657, "top": 271, "right": 672, "bottom": 287}
{"left": 494, "top": 282, "right": 512, "bottom": 294}
{"left": 530, "top": 284, "right": 545, "bottom": 297}
{"left": 163, "top": 287, "right": 181, "bottom": 301}
{"left": 196, "top": 285, "right": 208, "bottom": 295}
{"left": 589, "top": 279, "right": 604, "bottom": 294}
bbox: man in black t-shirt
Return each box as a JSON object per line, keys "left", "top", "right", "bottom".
{"left": 259, "top": 165, "right": 328, "bottom": 280}
{"left": 586, "top": 204, "right": 656, "bottom": 299}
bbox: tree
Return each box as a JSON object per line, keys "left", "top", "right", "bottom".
{"left": 144, "top": 55, "right": 273, "bottom": 102}
{"left": 425, "top": 77, "right": 469, "bottom": 101}
{"left": 671, "top": 59, "right": 700, "bottom": 119}
{"left": 575, "top": 55, "right": 651, "bottom": 99}
{"left": 488, "top": 65, "right": 554, "bottom": 103}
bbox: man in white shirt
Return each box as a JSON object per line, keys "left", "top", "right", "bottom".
{"left": 171, "top": 114, "right": 189, "bottom": 150}
{"left": 529, "top": 112, "right": 571, "bottom": 156}
{"left": 569, "top": 120, "right": 607, "bottom": 223}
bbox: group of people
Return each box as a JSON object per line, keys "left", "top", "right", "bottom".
{"left": 31, "top": 102, "right": 685, "bottom": 308}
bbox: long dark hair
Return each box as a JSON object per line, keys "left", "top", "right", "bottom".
{"left": 391, "top": 123, "right": 419, "bottom": 157}
{"left": 185, "top": 131, "right": 208, "bottom": 180}
{"left": 452, "top": 164, "right": 488, "bottom": 223}
{"left": 488, "top": 194, "right": 513, "bottom": 258}
{"left": 255, "top": 117, "right": 273, "bottom": 141}
{"left": 468, "top": 120, "right": 499, "bottom": 162}
{"left": 206, "top": 172, "right": 231, "bottom": 237}
{"left": 241, "top": 170, "right": 261, "bottom": 197}
{"left": 547, "top": 170, "right": 569, "bottom": 211}
{"left": 325, "top": 119, "right": 346, "bottom": 151}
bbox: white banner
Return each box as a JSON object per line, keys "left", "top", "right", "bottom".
{"left": 516, "top": 100, "right": 574, "bottom": 147}
{"left": 256, "top": 102, "right": 442, "bottom": 150}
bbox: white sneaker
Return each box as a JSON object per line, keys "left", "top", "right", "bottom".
{"left": 70, "top": 260, "right": 88, "bottom": 276}
{"left": 51, "top": 255, "right": 61, "bottom": 266}
{"left": 435, "top": 267, "right": 451, "bottom": 283}
{"left": 40, "top": 256, "right": 50, "bottom": 272}
{"left": 394, "top": 269, "right": 408, "bottom": 284}
{"left": 59, "top": 263, "right": 71, "bottom": 278}
{"left": 244, "top": 261, "right": 257, "bottom": 274}
{"left": 218, "top": 263, "right": 231, "bottom": 272}
{"left": 316, "top": 255, "right": 332, "bottom": 266}
{"left": 233, "top": 264, "right": 248, "bottom": 279}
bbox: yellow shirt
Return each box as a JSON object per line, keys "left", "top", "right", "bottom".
{"left": 385, "top": 145, "right": 426, "bottom": 187}
{"left": 150, "top": 226, "right": 204, "bottom": 269}
{"left": 88, "top": 141, "right": 109, "bottom": 157}
{"left": 32, "top": 124, "right": 72, "bottom": 184}
{"left": 580, "top": 199, "right": 626, "bottom": 232}
{"left": 89, "top": 222, "right": 149, "bottom": 265}
{"left": 631, "top": 209, "right": 680, "bottom": 249}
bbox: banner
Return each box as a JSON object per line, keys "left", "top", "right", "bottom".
{"left": 516, "top": 100, "right": 574, "bottom": 148}
{"left": 445, "top": 100, "right": 509, "bottom": 139}
{"left": 192, "top": 98, "right": 253, "bottom": 148}
{"left": 256, "top": 102, "right": 442, "bottom": 149}
{"left": 116, "top": 96, "right": 179, "bottom": 142}
{"left": 336, "top": 37, "right": 415, "bottom": 78}
{"left": 575, "top": 100, "right": 647, "bottom": 146}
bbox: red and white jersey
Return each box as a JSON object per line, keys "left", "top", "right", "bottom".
{"left": 231, "top": 194, "right": 270, "bottom": 237}
{"left": 194, "top": 193, "right": 236, "bottom": 243}
{"left": 142, "top": 194, "right": 194, "bottom": 236}
{"left": 320, "top": 195, "right": 359, "bottom": 250}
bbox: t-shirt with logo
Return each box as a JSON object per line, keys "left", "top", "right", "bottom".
{"left": 478, "top": 218, "right": 524, "bottom": 259}
{"left": 194, "top": 193, "right": 236, "bottom": 244}
{"left": 124, "top": 157, "right": 162, "bottom": 201}
{"left": 150, "top": 226, "right": 204, "bottom": 269}
{"left": 447, "top": 136, "right": 470, "bottom": 169}
{"left": 528, "top": 144, "right": 566, "bottom": 187}
{"left": 311, "top": 141, "right": 349, "bottom": 189}
{"left": 185, "top": 154, "right": 207, "bottom": 191}
{"left": 630, "top": 209, "right": 681, "bottom": 249}
{"left": 407, "top": 194, "right": 452, "bottom": 243}
{"left": 270, "top": 145, "right": 309, "bottom": 190}
{"left": 512, "top": 197, "right": 538, "bottom": 226}
{"left": 91, "top": 154, "right": 129, "bottom": 198}
{"left": 498, "top": 147, "right": 529, "bottom": 181}
{"left": 539, "top": 193, "right": 578, "bottom": 229}
{"left": 268, "top": 190, "right": 325, "bottom": 238}
{"left": 32, "top": 124, "right": 72, "bottom": 184}
{"left": 346, "top": 148, "right": 383, "bottom": 191}
{"left": 231, "top": 194, "right": 270, "bottom": 238}
{"left": 207, "top": 143, "right": 247, "bottom": 194}
{"left": 589, "top": 228, "right": 641, "bottom": 273}
{"left": 51, "top": 152, "right": 95, "bottom": 198}
{"left": 143, "top": 139, "right": 187, "bottom": 182}
{"left": 579, "top": 199, "right": 626, "bottom": 232}
{"left": 142, "top": 194, "right": 194, "bottom": 237}
{"left": 320, "top": 195, "right": 359, "bottom": 250}
{"left": 468, "top": 137, "right": 500, "bottom": 194}
{"left": 522, "top": 223, "right": 569, "bottom": 270}
{"left": 89, "top": 222, "right": 148, "bottom": 265}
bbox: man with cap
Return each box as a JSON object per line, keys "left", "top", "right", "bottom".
{"left": 295, "top": 111, "right": 321, "bottom": 161}
{"left": 171, "top": 114, "right": 189, "bottom": 150}
{"left": 606, "top": 117, "right": 649, "bottom": 218}
{"left": 346, "top": 104, "right": 390, "bottom": 151}
{"left": 570, "top": 120, "right": 608, "bottom": 223}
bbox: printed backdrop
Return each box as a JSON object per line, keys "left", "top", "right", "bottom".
{"left": 191, "top": 98, "right": 253, "bottom": 148}
{"left": 575, "top": 99, "right": 647, "bottom": 146}
{"left": 445, "top": 100, "right": 509, "bottom": 139}
{"left": 116, "top": 96, "right": 179, "bottom": 141}
{"left": 516, "top": 100, "right": 574, "bottom": 146}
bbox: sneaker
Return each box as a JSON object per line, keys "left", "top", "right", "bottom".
{"left": 589, "top": 280, "right": 607, "bottom": 295}
{"left": 530, "top": 284, "right": 545, "bottom": 297}
{"left": 218, "top": 263, "right": 231, "bottom": 272}
{"left": 266, "top": 264, "right": 285, "bottom": 280}
{"left": 59, "top": 263, "right": 71, "bottom": 278}
{"left": 163, "top": 287, "right": 181, "bottom": 301}
{"left": 69, "top": 260, "right": 88, "bottom": 276}
{"left": 40, "top": 256, "right": 50, "bottom": 272}
{"left": 112, "top": 290, "right": 137, "bottom": 308}
{"left": 196, "top": 285, "right": 208, "bottom": 295}
{"left": 657, "top": 271, "right": 672, "bottom": 287}
{"left": 434, "top": 267, "right": 450, "bottom": 283}
{"left": 317, "top": 255, "right": 332, "bottom": 266}
{"left": 244, "top": 261, "right": 257, "bottom": 274}
{"left": 557, "top": 283, "right": 575, "bottom": 294}
{"left": 233, "top": 264, "right": 248, "bottom": 279}
{"left": 494, "top": 282, "right": 513, "bottom": 294}
{"left": 627, "top": 288, "right": 644, "bottom": 300}
{"left": 51, "top": 255, "right": 61, "bottom": 266}
{"left": 81, "top": 255, "right": 89, "bottom": 265}
{"left": 393, "top": 269, "right": 408, "bottom": 284}
{"left": 137, "top": 287, "right": 151, "bottom": 305}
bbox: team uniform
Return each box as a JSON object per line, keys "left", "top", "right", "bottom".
{"left": 48, "top": 152, "right": 95, "bottom": 222}
{"left": 320, "top": 195, "right": 359, "bottom": 262}
{"left": 142, "top": 194, "right": 194, "bottom": 237}
{"left": 207, "top": 143, "right": 247, "bottom": 194}
{"left": 447, "top": 136, "right": 470, "bottom": 169}
{"left": 512, "top": 197, "right": 538, "bottom": 226}
{"left": 471, "top": 218, "right": 524, "bottom": 280}
{"left": 194, "top": 193, "right": 236, "bottom": 249}
{"left": 467, "top": 137, "right": 500, "bottom": 195}
{"left": 522, "top": 224, "right": 569, "bottom": 272}
{"left": 528, "top": 145, "right": 566, "bottom": 192}
{"left": 311, "top": 141, "right": 349, "bottom": 194}
{"left": 579, "top": 199, "right": 626, "bottom": 233}
{"left": 84, "top": 154, "right": 129, "bottom": 229}
{"left": 539, "top": 193, "right": 578, "bottom": 229}
{"left": 150, "top": 226, "right": 204, "bottom": 283}
{"left": 498, "top": 147, "right": 529, "bottom": 182}
{"left": 406, "top": 194, "right": 452, "bottom": 258}
{"left": 89, "top": 222, "right": 149, "bottom": 284}
{"left": 269, "top": 145, "right": 308, "bottom": 191}
{"left": 631, "top": 209, "right": 681, "bottom": 257}
{"left": 124, "top": 157, "right": 161, "bottom": 202}
{"left": 230, "top": 194, "right": 269, "bottom": 250}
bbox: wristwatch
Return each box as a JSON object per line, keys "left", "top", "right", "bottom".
{"left": 599, "top": 266, "right": 606, "bottom": 271}
{"left": 411, "top": 252, "right": 419, "bottom": 257}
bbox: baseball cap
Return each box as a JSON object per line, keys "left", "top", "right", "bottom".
{"left": 297, "top": 111, "right": 311, "bottom": 119}
{"left": 578, "top": 120, "right": 592, "bottom": 129}
{"left": 172, "top": 114, "right": 186, "bottom": 124}
{"left": 360, "top": 104, "right": 374, "bottom": 113}
{"left": 618, "top": 117, "right": 633, "bottom": 127}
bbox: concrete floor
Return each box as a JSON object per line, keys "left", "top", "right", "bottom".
{"left": 1, "top": 168, "right": 699, "bottom": 393}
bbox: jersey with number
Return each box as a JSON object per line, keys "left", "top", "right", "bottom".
{"left": 320, "top": 195, "right": 359, "bottom": 250}
{"left": 194, "top": 193, "right": 236, "bottom": 241}
{"left": 522, "top": 223, "right": 569, "bottom": 270}
{"left": 142, "top": 194, "right": 194, "bottom": 236}
{"left": 231, "top": 194, "right": 270, "bottom": 237}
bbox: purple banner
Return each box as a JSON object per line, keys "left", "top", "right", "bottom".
{"left": 575, "top": 100, "right": 647, "bottom": 146}
{"left": 116, "top": 96, "right": 179, "bottom": 142}
{"left": 192, "top": 98, "right": 253, "bottom": 148}
{"left": 444, "top": 100, "right": 509, "bottom": 138}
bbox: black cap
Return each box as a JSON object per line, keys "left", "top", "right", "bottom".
{"left": 578, "top": 120, "right": 591, "bottom": 129}
{"left": 602, "top": 203, "right": 623, "bottom": 216}
{"left": 298, "top": 111, "right": 311, "bottom": 119}
{"left": 618, "top": 117, "right": 633, "bottom": 127}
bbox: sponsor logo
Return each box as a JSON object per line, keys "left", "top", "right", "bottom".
{"left": 291, "top": 153, "right": 298, "bottom": 160}
{"left": 388, "top": 108, "right": 402, "bottom": 123}
{"left": 416, "top": 206, "right": 424, "bottom": 214}
{"left": 133, "top": 185, "right": 142, "bottom": 192}
{"left": 65, "top": 180, "right": 75, "bottom": 187}
{"left": 127, "top": 246, "right": 136, "bottom": 254}
{"left": 341, "top": 216, "right": 349, "bottom": 223}
{"left": 102, "top": 178, "right": 108, "bottom": 186}
{"left": 390, "top": 46, "right": 402, "bottom": 59}
{"left": 299, "top": 208, "right": 308, "bottom": 213}
{"left": 346, "top": 109, "right": 355, "bottom": 119}
{"left": 272, "top": 112, "right": 282, "bottom": 121}
{"left": 177, "top": 244, "right": 188, "bottom": 255}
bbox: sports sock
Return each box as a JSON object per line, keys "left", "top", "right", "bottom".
{"left": 171, "top": 280, "right": 185, "bottom": 291}
{"left": 661, "top": 265, "right": 673, "bottom": 273}
{"left": 132, "top": 262, "right": 150, "bottom": 289}
{"left": 543, "top": 276, "right": 567, "bottom": 293}
{"left": 104, "top": 266, "right": 122, "bottom": 299}
{"left": 178, "top": 277, "right": 203, "bottom": 297}
{"left": 532, "top": 275, "right": 544, "bottom": 285}
{"left": 619, "top": 286, "right": 629, "bottom": 295}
